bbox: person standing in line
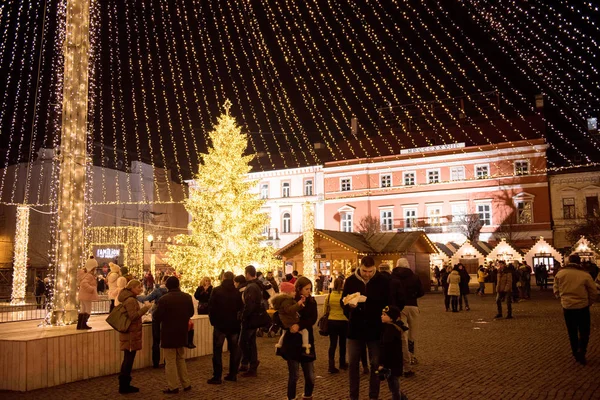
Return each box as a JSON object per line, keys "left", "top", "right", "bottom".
{"left": 495, "top": 261, "right": 513, "bottom": 319}
{"left": 154, "top": 276, "right": 195, "bottom": 394}
{"left": 239, "top": 265, "right": 268, "bottom": 377}
{"left": 207, "top": 271, "right": 244, "bottom": 384}
{"left": 107, "top": 262, "right": 121, "bottom": 312}
{"left": 342, "top": 256, "right": 390, "bottom": 400}
{"left": 379, "top": 305, "right": 408, "bottom": 400}
{"left": 390, "top": 257, "right": 423, "bottom": 371}
{"left": 116, "top": 280, "right": 151, "bottom": 394}
{"left": 447, "top": 266, "right": 461, "bottom": 313}
{"left": 554, "top": 255, "right": 597, "bottom": 365}
{"left": 137, "top": 274, "right": 168, "bottom": 368}
{"left": 325, "top": 277, "right": 348, "bottom": 373}
{"left": 276, "top": 276, "right": 318, "bottom": 400}
{"left": 194, "top": 277, "right": 213, "bottom": 315}
{"left": 76, "top": 256, "right": 99, "bottom": 330}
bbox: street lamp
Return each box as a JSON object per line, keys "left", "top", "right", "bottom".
{"left": 147, "top": 234, "right": 155, "bottom": 276}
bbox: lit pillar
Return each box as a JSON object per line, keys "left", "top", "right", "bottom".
{"left": 52, "top": 0, "right": 91, "bottom": 325}
{"left": 150, "top": 254, "right": 156, "bottom": 277}
{"left": 302, "top": 202, "right": 315, "bottom": 288}
{"left": 11, "top": 206, "right": 30, "bottom": 305}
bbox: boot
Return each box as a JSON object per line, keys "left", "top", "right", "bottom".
{"left": 76, "top": 313, "right": 84, "bottom": 330}
{"left": 187, "top": 329, "right": 196, "bottom": 349}
{"left": 328, "top": 358, "right": 339, "bottom": 374}
{"left": 302, "top": 396, "right": 313, "bottom": 400}
{"left": 339, "top": 360, "right": 348, "bottom": 370}
{"left": 82, "top": 314, "right": 92, "bottom": 330}
{"left": 118, "top": 376, "right": 139, "bottom": 394}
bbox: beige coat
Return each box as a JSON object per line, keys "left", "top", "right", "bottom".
{"left": 553, "top": 266, "right": 597, "bottom": 309}
{"left": 447, "top": 270, "right": 461, "bottom": 296}
{"left": 117, "top": 289, "right": 150, "bottom": 351}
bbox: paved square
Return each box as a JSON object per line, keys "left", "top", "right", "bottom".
{"left": 3, "top": 289, "right": 600, "bottom": 399}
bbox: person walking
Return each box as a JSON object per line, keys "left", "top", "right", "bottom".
{"left": 391, "top": 257, "right": 424, "bottom": 370}
{"left": 495, "top": 261, "right": 513, "bottom": 319}
{"left": 239, "top": 265, "right": 268, "bottom": 376}
{"left": 554, "top": 255, "right": 597, "bottom": 365}
{"left": 207, "top": 271, "right": 244, "bottom": 384}
{"left": 76, "top": 257, "right": 99, "bottom": 330}
{"left": 276, "top": 276, "right": 318, "bottom": 400}
{"left": 457, "top": 263, "right": 471, "bottom": 311}
{"left": 154, "top": 276, "right": 195, "bottom": 394}
{"left": 194, "top": 277, "right": 213, "bottom": 315}
{"left": 476, "top": 266, "right": 488, "bottom": 296}
{"left": 447, "top": 265, "right": 461, "bottom": 313}
{"left": 137, "top": 274, "right": 168, "bottom": 368}
{"left": 117, "top": 280, "right": 151, "bottom": 394}
{"left": 342, "top": 256, "right": 390, "bottom": 400}
{"left": 325, "top": 277, "right": 348, "bottom": 373}
{"left": 440, "top": 265, "right": 451, "bottom": 311}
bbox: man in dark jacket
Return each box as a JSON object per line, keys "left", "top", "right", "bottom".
{"left": 137, "top": 275, "right": 168, "bottom": 368}
{"left": 207, "top": 271, "right": 244, "bottom": 384}
{"left": 391, "top": 257, "right": 424, "bottom": 376}
{"left": 239, "top": 265, "right": 268, "bottom": 377}
{"left": 342, "top": 256, "right": 390, "bottom": 400}
{"left": 34, "top": 276, "right": 46, "bottom": 309}
{"left": 154, "top": 276, "right": 194, "bottom": 394}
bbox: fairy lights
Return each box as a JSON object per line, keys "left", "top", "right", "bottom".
{"left": 10, "top": 206, "right": 30, "bottom": 305}
{"left": 86, "top": 226, "right": 144, "bottom": 278}
{"left": 302, "top": 202, "right": 315, "bottom": 287}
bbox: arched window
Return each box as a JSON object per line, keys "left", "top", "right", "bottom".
{"left": 282, "top": 212, "right": 291, "bottom": 233}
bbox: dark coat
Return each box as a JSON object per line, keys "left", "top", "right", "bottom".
{"left": 241, "top": 279, "right": 267, "bottom": 328}
{"left": 390, "top": 267, "right": 423, "bottom": 307}
{"left": 154, "top": 288, "right": 195, "bottom": 348}
{"left": 341, "top": 270, "right": 390, "bottom": 341}
{"left": 208, "top": 279, "right": 243, "bottom": 334}
{"left": 34, "top": 280, "right": 46, "bottom": 296}
{"left": 277, "top": 294, "right": 318, "bottom": 362}
{"left": 194, "top": 285, "right": 213, "bottom": 314}
{"left": 380, "top": 322, "right": 404, "bottom": 377}
{"left": 458, "top": 268, "right": 471, "bottom": 295}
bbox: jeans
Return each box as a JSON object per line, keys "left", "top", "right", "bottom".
{"left": 286, "top": 360, "right": 315, "bottom": 400}
{"left": 496, "top": 292, "right": 512, "bottom": 316}
{"left": 119, "top": 350, "right": 136, "bottom": 380}
{"left": 152, "top": 319, "right": 161, "bottom": 367}
{"left": 386, "top": 375, "right": 401, "bottom": 400}
{"left": 328, "top": 320, "right": 348, "bottom": 365}
{"left": 459, "top": 294, "right": 469, "bottom": 309}
{"left": 401, "top": 306, "right": 419, "bottom": 366}
{"left": 477, "top": 282, "right": 485, "bottom": 294}
{"left": 213, "top": 328, "right": 239, "bottom": 378}
{"left": 164, "top": 347, "right": 191, "bottom": 390}
{"left": 563, "top": 307, "right": 591, "bottom": 356}
{"left": 239, "top": 327, "right": 258, "bottom": 369}
{"left": 443, "top": 286, "right": 450, "bottom": 310}
{"left": 348, "top": 339, "right": 380, "bottom": 400}
{"left": 451, "top": 295, "right": 459, "bottom": 312}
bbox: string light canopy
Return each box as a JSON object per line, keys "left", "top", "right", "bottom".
{"left": 0, "top": 0, "right": 598, "bottom": 209}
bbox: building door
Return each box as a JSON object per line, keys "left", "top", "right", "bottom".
{"left": 533, "top": 256, "right": 555, "bottom": 275}
{"left": 460, "top": 258, "right": 479, "bottom": 275}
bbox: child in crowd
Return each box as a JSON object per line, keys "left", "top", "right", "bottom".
{"left": 379, "top": 305, "right": 409, "bottom": 400}
{"left": 271, "top": 284, "right": 310, "bottom": 354}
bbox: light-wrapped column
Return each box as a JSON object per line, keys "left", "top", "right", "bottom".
{"left": 302, "top": 202, "right": 315, "bottom": 288}
{"left": 11, "top": 206, "right": 30, "bottom": 305}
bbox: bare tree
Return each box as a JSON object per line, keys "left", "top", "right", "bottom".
{"left": 454, "top": 213, "right": 483, "bottom": 242}
{"left": 567, "top": 210, "right": 600, "bottom": 245}
{"left": 357, "top": 215, "right": 381, "bottom": 240}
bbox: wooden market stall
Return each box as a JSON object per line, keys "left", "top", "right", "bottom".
{"left": 524, "top": 236, "right": 563, "bottom": 271}
{"left": 274, "top": 229, "right": 438, "bottom": 291}
{"left": 486, "top": 238, "right": 524, "bottom": 265}
{"left": 569, "top": 236, "right": 600, "bottom": 264}
{"left": 451, "top": 240, "right": 491, "bottom": 274}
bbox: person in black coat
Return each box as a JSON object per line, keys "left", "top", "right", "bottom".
{"left": 457, "top": 264, "right": 471, "bottom": 311}
{"left": 379, "top": 305, "right": 406, "bottom": 400}
{"left": 154, "top": 277, "right": 195, "bottom": 394}
{"left": 34, "top": 276, "right": 46, "bottom": 309}
{"left": 276, "top": 276, "right": 318, "bottom": 400}
{"left": 239, "top": 265, "right": 268, "bottom": 376}
{"left": 207, "top": 272, "right": 244, "bottom": 384}
{"left": 194, "top": 277, "right": 213, "bottom": 315}
{"left": 440, "top": 265, "right": 451, "bottom": 312}
{"left": 341, "top": 256, "right": 391, "bottom": 400}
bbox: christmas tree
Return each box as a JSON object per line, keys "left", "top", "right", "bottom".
{"left": 166, "top": 102, "right": 277, "bottom": 293}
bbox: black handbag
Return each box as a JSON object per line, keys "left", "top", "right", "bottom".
{"left": 318, "top": 294, "right": 331, "bottom": 336}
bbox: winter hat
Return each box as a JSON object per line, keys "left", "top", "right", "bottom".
{"left": 84, "top": 257, "right": 98, "bottom": 272}
{"left": 166, "top": 276, "right": 180, "bottom": 290}
{"left": 280, "top": 281, "right": 295, "bottom": 294}
{"left": 383, "top": 305, "right": 401, "bottom": 321}
{"left": 120, "top": 266, "right": 129, "bottom": 276}
{"left": 396, "top": 258, "right": 410, "bottom": 268}
{"left": 109, "top": 262, "right": 121, "bottom": 274}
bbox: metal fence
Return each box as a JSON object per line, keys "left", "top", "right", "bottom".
{"left": 0, "top": 296, "right": 111, "bottom": 323}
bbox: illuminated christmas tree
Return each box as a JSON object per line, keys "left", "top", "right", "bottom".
{"left": 166, "top": 102, "right": 277, "bottom": 293}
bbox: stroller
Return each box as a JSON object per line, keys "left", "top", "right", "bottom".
{"left": 256, "top": 308, "right": 283, "bottom": 338}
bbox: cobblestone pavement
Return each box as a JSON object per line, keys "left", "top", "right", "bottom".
{"left": 4, "top": 289, "right": 600, "bottom": 400}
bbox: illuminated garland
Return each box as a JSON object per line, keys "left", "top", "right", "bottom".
{"left": 86, "top": 226, "right": 144, "bottom": 278}
{"left": 10, "top": 206, "right": 30, "bottom": 305}
{"left": 302, "top": 202, "right": 315, "bottom": 288}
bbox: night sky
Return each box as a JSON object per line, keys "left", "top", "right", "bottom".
{"left": 1, "top": 0, "right": 598, "bottom": 187}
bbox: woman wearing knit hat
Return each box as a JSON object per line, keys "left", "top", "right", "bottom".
{"left": 76, "top": 256, "right": 99, "bottom": 330}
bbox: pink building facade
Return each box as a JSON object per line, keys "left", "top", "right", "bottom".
{"left": 322, "top": 139, "right": 552, "bottom": 248}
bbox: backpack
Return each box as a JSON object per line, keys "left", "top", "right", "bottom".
{"left": 105, "top": 303, "right": 131, "bottom": 333}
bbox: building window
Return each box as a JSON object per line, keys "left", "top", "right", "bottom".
{"left": 516, "top": 201, "right": 533, "bottom": 224}
{"left": 380, "top": 210, "right": 393, "bottom": 231}
{"left": 586, "top": 196, "right": 599, "bottom": 217}
{"left": 562, "top": 197, "right": 576, "bottom": 219}
{"left": 282, "top": 213, "right": 291, "bottom": 233}
{"left": 427, "top": 206, "right": 442, "bottom": 226}
{"left": 475, "top": 164, "right": 489, "bottom": 179}
{"left": 451, "top": 203, "right": 467, "bottom": 222}
{"left": 341, "top": 212, "right": 353, "bottom": 232}
{"left": 304, "top": 179, "right": 313, "bottom": 196}
{"left": 282, "top": 182, "right": 290, "bottom": 198}
{"left": 477, "top": 203, "right": 492, "bottom": 226}
{"left": 403, "top": 172, "right": 415, "bottom": 186}
{"left": 260, "top": 184, "right": 269, "bottom": 199}
{"left": 515, "top": 160, "right": 529, "bottom": 176}
{"left": 450, "top": 166, "right": 465, "bottom": 181}
{"left": 380, "top": 174, "right": 392, "bottom": 188}
{"left": 404, "top": 209, "right": 417, "bottom": 229}
{"left": 427, "top": 169, "right": 440, "bottom": 184}
{"left": 341, "top": 178, "right": 352, "bottom": 192}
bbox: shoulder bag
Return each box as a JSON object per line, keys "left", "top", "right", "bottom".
{"left": 106, "top": 303, "right": 131, "bottom": 333}
{"left": 318, "top": 293, "right": 331, "bottom": 336}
